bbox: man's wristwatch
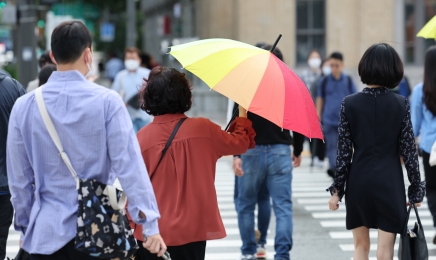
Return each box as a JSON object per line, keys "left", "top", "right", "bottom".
{"left": 233, "top": 155, "right": 241, "bottom": 159}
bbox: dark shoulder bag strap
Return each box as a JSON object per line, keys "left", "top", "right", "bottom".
{"left": 347, "top": 76, "right": 353, "bottom": 94}
{"left": 152, "top": 118, "right": 187, "bottom": 174}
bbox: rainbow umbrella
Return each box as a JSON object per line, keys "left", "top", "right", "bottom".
{"left": 169, "top": 36, "right": 323, "bottom": 140}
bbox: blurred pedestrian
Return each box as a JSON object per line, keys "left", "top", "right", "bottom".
{"left": 300, "top": 50, "right": 322, "bottom": 89}
{"left": 134, "top": 67, "right": 255, "bottom": 260}
{"left": 140, "top": 52, "right": 159, "bottom": 70}
{"left": 229, "top": 101, "right": 271, "bottom": 258}
{"left": 112, "top": 47, "right": 152, "bottom": 133}
{"left": 316, "top": 52, "right": 357, "bottom": 178}
{"left": 309, "top": 58, "right": 330, "bottom": 168}
{"left": 0, "top": 72, "right": 25, "bottom": 260}
{"left": 38, "top": 64, "right": 57, "bottom": 86}
{"left": 411, "top": 46, "right": 436, "bottom": 244}
{"left": 390, "top": 76, "right": 412, "bottom": 98}
{"left": 227, "top": 42, "right": 271, "bottom": 257}
{"left": 234, "top": 45, "right": 304, "bottom": 260}
{"left": 105, "top": 50, "right": 124, "bottom": 83}
{"left": 6, "top": 21, "right": 166, "bottom": 259}
{"left": 27, "top": 51, "right": 55, "bottom": 92}
{"left": 327, "top": 43, "right": 425, "bottom": 260}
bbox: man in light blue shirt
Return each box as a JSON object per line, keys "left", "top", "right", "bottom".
{"left": 112, "top": 47, "right": 151, "bottom": 133}
{"left": 105, "top": 51, "right": 124, "bottom": 82}
{"left": 6, "top": 21, "right": 166, "bottom": 259}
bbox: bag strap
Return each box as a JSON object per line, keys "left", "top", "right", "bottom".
{"left": 403, "top": 204, "right": 424, "bottom": 234}
{"left": 152, "top": 118, "right": 187, "bottom": 174}
{"left": 35, "top": 87, "right": 127, "bottom": 210}
{"left": 35, "top": 87, "right": 80, "bottom": 190}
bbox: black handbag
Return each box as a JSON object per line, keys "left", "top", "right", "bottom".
{"left": 127, "top": 94, "right": 141, "bottom": 110}
{"left": 398, "top": 204, "right": 428, "bottom": 260}
{"left": 35, "top": 88, "right": 138, "bottom": 259}
{"left": 13, "top": 248, "right": 30, "bottom": 260}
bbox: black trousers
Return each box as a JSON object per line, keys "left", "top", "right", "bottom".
{"left": 311, "top": 139, "right": 325, "bottom": 161}
{"left": 0, "top": 194, "right": 13, "bottom": 259}
{"left": 30, "top": 240, "right": 98, "bottom": 260}
{"left": 138, "top": 240, "right": 206, "bottom": 260}
{"left": 423, "top": 151, "right": 436, "bottom": 227}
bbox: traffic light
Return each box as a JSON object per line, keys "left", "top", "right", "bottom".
{"left": 0, "top": 2, "right": 6, "bottom": 10}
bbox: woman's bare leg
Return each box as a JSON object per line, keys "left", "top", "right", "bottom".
{"left": 376, "top": 229, "right": 396, "bottom": 260}
{"left": 352, "top": 226, "right": 371, "bottom": 260}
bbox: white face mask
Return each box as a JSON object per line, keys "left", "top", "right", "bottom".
{"left": 125, "top": 59, "right": 140, "bottom": 71}
{"left": 308, "top": 58, "right": 322, "bottom": 69}
{"left": 85, "top": 53, "right": 94, "bottom": 78}
{"left": 322, "top": 66, "right": 331, "bottom": 76}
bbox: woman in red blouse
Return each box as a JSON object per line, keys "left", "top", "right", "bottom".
{"left": 135, "top": 67, "right": 256, "bottom": 260}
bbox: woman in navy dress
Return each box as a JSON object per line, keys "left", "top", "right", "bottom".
{"left": 327, "top": 43, "right": 425, "bottom": 260}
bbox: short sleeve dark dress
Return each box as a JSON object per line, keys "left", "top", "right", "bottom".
{"left": 327, "top": 87, "right": 425, "bottom": 234}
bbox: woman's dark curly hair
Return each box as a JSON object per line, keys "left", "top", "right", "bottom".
{"left": 140, "top": 66, "right": 192, "bottom": 116}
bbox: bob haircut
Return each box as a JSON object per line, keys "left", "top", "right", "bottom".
{"left": 358, "top": 43, "right": 403, "bottom": 89}
{"left": 140, "top": 67, "right": 192, "bottom": 116}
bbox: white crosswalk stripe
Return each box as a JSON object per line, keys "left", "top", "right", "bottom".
{"left": 292, "top": 159, "right": 435, "bottom": 259}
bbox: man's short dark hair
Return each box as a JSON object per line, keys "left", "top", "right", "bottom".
{"left": 38, "top": 51, "right": 54, "bottom": 68}
{"left": 330, "top": 52, "right": 343, "bottom": 61}
{"left": 124, "top": 47, "right": 142, "bottom": 57}
{"left": 38, "top": 64, "right": 57, "bottom": 86}
{"left": 140, "top": 67, "right": 192, "bottom": 116}
{"left": 358, "top": 43, "right": 403, "bottom": 89}
{"left": 51, "top": 21, "right": 92, "bottom": 64}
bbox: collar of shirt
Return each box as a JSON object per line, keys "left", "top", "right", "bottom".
{"left": 329, "top": 73, "right": 344, "bottom": 82}
{"left": 153, "top": 113, "right": 187, "bottom": 124}
{"left": 47, "top": 70, "right": 87, "bottom": 83}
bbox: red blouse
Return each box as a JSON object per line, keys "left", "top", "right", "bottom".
{"left": 134, "top": 113, "right": 255, "bottom": 246}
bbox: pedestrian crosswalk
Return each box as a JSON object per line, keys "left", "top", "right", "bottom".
{"left": 4, "top": 157, "right": 435, "bottom": 259}
{"left": 292, "top": 159, "right": 435, "bottom": 260}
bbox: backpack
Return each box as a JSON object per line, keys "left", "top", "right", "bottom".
{"left": 320, "top": 75, "right": 354, "bottom": 99}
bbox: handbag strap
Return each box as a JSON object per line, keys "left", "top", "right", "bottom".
{"left": 35, "top": 87, "right": 127, "bottom": 210}
{"left": 403, "top": 204, "right": 424, "bottom": 234}
{"left": 152, "top": 118, "right": 186, "bottom": 174}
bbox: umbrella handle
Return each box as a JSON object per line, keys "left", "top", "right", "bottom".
{"left": 224, "top": 106, "right": 247, "bottom": 131}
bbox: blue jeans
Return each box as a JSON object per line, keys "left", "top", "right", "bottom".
{"left": 237, "top": 145, "right": 293, "bottom": 260}
{"left": 323, "top": 124, "right": 338, "bottom": 170}
{"left": 132, "top": 118, "right": 150, "bottom": 133}
{"left": 234, "top": 176, "right": 271, "bottom": 245}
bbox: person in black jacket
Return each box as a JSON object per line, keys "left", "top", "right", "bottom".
{"left": 0, "top": 73, "right": 26, "bottom": 259}
{"left": 327, "top": 43, "right": 425, "bottom": 260}
{"left": 233, "top": 45, "right": 304, "bottom": 260}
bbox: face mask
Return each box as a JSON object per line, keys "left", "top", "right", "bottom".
{"left": 85, "top": 53, "right": 94, "bottom": 78}
{"left": 322, "top": 66, "right": 331, "bottom": 76}
{"left": 308, "top": 58, "right": 322, "bottom": 69}
{"left": 125, "top": 59, "right": 140, "bottom": 71}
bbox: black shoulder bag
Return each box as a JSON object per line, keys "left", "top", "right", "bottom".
{"left": 398, "top": 204, "right": 428, "bottom": 260}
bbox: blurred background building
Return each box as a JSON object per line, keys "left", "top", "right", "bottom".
{"left": 0, "top": 0, "right": 434, "bottom": 120}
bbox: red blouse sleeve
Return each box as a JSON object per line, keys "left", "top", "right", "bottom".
{"left": 209, "top": 117, "right": 256, "bottom": 157}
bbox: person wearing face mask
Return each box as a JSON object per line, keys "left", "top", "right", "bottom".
{"left": 112, "top": 47, "right": 152, "bottom": 132}
{"left": 299, "top": 50, "right": 322, "bottom": 90}
{"left": 316, "top": 52, "right": 357, "bottom": 178}
{"left": 308, "top": 58, "right": 330, "bottom": 168}
{"left": 6, "top": 21, "right": 165, "bottom": 259}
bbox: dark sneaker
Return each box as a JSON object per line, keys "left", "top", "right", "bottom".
{"left": 433, "top": 235, "right": 436, "bottom": 244}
